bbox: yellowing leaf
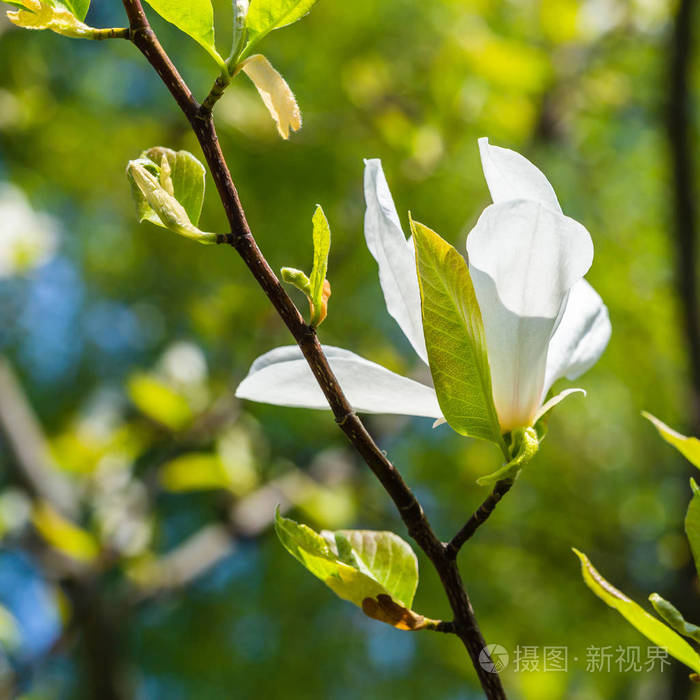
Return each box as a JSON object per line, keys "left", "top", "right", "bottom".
{"left": 643, "top": 412, "right": 700, "bottom": 468}
{"left": 7, "top": 0, "right": 95, "bottom": 38}
{"left": 143, "top": 0, "right": 224, "bottom": 68}
{"left": 127, "top": 373, "right": 193, "bottom": 431}
{"left": 32, "top": 501, "right": 99, "bottom": 563}
{"left": 573, "top": 548, "right": 700, "bottom": 674}
{"left": 240, "top": 54, "right": 301, "bottom": 139}
{"left": 275, "top": 511, "right": 436, "bottom": 629}
{"left": 411, "top": 219, "right": 504, "bottom": 451}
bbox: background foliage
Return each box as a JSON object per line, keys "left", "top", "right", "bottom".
{"left": 0, "top": 0, "right": 699, "bottom": 698}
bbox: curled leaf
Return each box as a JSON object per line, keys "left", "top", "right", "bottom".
{"left": 362, "top": 594, "right": 441, "bottom": 631}
{"left": 127, "top": 148, "right": 215, "bottom": 245}
{"left": 275, "top": 510, "right": 436, "bottom": 629}
{"left": 476, "top": 426, "right": 539, "bottom": 486}
{"left": 240, "top": 54, "right": 301, "bottom": 139}
{"left": 309, "top": 205, "right": 331, "bottom": 326}
{"left": 649, "top": 593, "right": 700, "bottom": 643}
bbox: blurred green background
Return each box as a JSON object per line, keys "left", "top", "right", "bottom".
{"left": 0, "top": 0, "right": 699, "bottom": 698}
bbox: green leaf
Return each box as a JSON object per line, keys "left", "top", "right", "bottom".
{"left": 309, "top": 204, "right": 330, "bottom": 326}
{"left": 245, "top": 0, "right": 318, "bottom": 51}
{"left": 127, "top": 149, "right": 215, "bottom": 245}
{"left": 274, "top": 511, "right": 438, "bottom": 630}
{"left": 649, "top": 593, "right": 700, "bottom": 643}
{"left": 411, "top": 218, "right": 504, "bottom": 452}
{"left": 142, "top": 0, "right": 224, "bottom": 68}
{"left": 573, "top": 548, "right": 700, "bottom": 674}
{"left": 59, "top": 0, "right": 89, "bottom": 22}
{"left": 476, "top": 426, "right": 539, "bottom": 485}
{"left": 685, "top": 492, "right": 700, "bottom": 578}
{"left": 142, "top": 148, "right": 206, "bottom": 226}
{"left": 127, "top": 373, "right": 193, "bottom": 431}
{"left": 643, "top": 412, "right": 700, "bottom": 468}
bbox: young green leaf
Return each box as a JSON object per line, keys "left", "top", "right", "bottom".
{"left": 274, "top": 510, "right": 438, "bottom": 630}
{"left": 643, "top": 412, "right": 700, "bottom": 469}
{"left": 142, "top": 0, "right": 225, "bottom": 68}
{"left": 411, "top": 219, "right": 504, "bottom": 452}
{"left": 141, "top": 148, "right": 206, "bottom": 226}
{"left": 60, "top": 0, "right": 89, "bottom": 22}
{"left": 245, "top": 0, "right": 318, "bottom": 52}
{"left": 240, "top": 54, "right": 302, "bottom": 139}
{"left": 685, "top": 492, "right": 700, "bottom": 578}
{"left": 573, "top": 549, "right": 700, "bottom": 674}
{"left": 476, "top": 426, "right": 539, "bottom": 486}
{"left": 309, "top": 205, "right": 330, "bottom": 326}
{"left": 649, "top": 593, "right": 700, "bottom": 643}
{"left": 127, "top": 148, "right": 215, "bottom": 245}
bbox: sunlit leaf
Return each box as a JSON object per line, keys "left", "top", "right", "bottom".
{"left": 240, "top": 54, "right": 301, "bottom": 139}
{"left": 245, "top": 0, "right": 318, "bottom": 50}
{"left": 643, "top": 412, "right": 700, "bottom": 469}
{"left": 411, "top": 218, "right": 504, "bottom": 450}
{"left": 143, "top": 0, "right": 224, "bottom": 67}
{"left": 32, "top": 501, "right": 99, "bottom": 563}
{"left": 573, "top": 548, "right": 700, "bottom": 674}
{"left": 61, "top": 0, "right": 89, "bottom": 22}
{"left": 7, "top": 0, "right": 94, "bottom": 37}
{"left": 127, "top": 373, "right": 193, "bottom": 431}
{"left": 127, "top": 148, "right": 214, "bottom": 244}
{"left": 309, "top": 205, "right": 330, "bottom": 326}
{"left": 141, "top": 148, "right": 206, "bottom": 227}
{"left": 275, "top": 510, "right": 436, "bottom": 629}
{"left": 685, "top": 492, "right": 700, "bottom": 578}
{"left": 649, "top": 593, "right": 700, "bottom": 643}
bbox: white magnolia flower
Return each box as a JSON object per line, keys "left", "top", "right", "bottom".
{"left": 236, "top": 139, "right": 611, "bottom": 436}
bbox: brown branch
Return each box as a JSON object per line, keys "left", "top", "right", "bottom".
{"left": 120, "top": 1, "right": 507, "bottom": 696}
{"left": 445, "top": 479, "right": 514, "bottom": 559}
{"left": 667, "top": 3, "right": 700, "bottom": 700}
{"left": 668, "top": 0, "right": 700, "bottom": 433}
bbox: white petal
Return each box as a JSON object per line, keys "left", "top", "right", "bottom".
{"left": 542, "top": 279, "right": 611, "bottom": 396}
{"left": 363, "top": 160, "right": 428, "bottom": 364}
{"left": 478, "top": 137, "right": 562, "bottom": 213}
{"left": 466, "top": 200, "right": 593, "bottom": 431}
{"left": 534, "top": 388, "right": 586, "bottom": 424}
{"left": 235, "top": 345, "right": 442, "bottom": 419}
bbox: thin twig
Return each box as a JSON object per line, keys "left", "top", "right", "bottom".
{"left": 120, "top": 1, "right": 507, "bottom": 696}
{"left": 445, "top": 479, "right": 514, "bottom": 559}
